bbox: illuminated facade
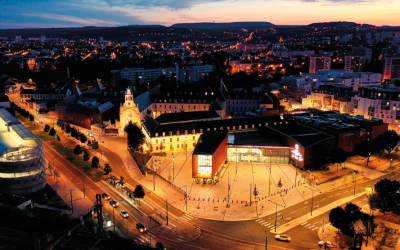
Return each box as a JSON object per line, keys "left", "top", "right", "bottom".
{"left": 0, "top": 108, "right": 46, "bottom": 195}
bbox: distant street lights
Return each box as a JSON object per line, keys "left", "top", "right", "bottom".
{"left": 172, "top": 153, "right": 175, "bottom": 181}
{"left": 185, "top": 137, "right": 188, "bottom": 160}
{"left": 268, "top": 200, "right": 286, "bottom": 232}
{"left": 304, "top": 185, "right": 322, "bottom": 216}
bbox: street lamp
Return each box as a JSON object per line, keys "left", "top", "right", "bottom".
{"left": 268, "top": 200, "right": 286, "bottom": 232}
{"left": 185, "top": 137, "right": 187, "bottom": 160}
{"left": 367, "top": 153, "right": 371, "bottom": 166}
{"left": 391, "top": 159, "right": 393, "bottom": 168}
{"left": 304, "top": 185, "right": 322, "bottom": 216}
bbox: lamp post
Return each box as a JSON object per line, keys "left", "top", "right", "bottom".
{"left": 391, "top": 159, "right": 393, "bottom": 168}
{"left": 367, "top": 153, "right": 371, "bottom": 166}
{"left": 268, "top": 200, "right": 286, "bottom": 232}
{"left": 305, "top": 185, "right": 322, "bottom": 216}
{"left": 264, "top": 231, "right": 268, "bottom": 250}
{"left": 172, "top": 153, "right": 175, "bottom": 181}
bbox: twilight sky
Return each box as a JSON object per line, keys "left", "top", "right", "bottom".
{"left": 1, "top": 0, "right": 399, "bottom": 29}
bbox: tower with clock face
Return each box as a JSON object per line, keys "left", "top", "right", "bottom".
{"left": 119, "top": 88, "right": 141, "bottom": 135}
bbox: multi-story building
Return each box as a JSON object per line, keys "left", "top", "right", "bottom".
{"left": 119, "top": 67, "right": 175, "bottom": 85}
{"left": 309, "top": 55, "right": 331, "bottom": 74}
{"left": 302, "top": 84, "right": 356, "bottom": 113}
{"left": 383, "top": 56, "right": 400, "bottom": 80}
{"left": 344, "top": 55, "right": 366, "bottom": 72}
{"left": 336, "top": 72, "right": 382, "bottom": 91}
{"left": 354, "top": 84, "right": 400, "bottom": 124}
{"left": 148, "top": 86, "right": 226, "bottom": 118}
{"left": 176, "top": 65, "right": 215, "bottom": 84}
{"left": 225, "top": 90, "right": 274, "bottom": 115}
{"left": 66, "top": 101, "right": 114, "bottom": 130}
{"left": 20, "top": 87, "right": 72, "bottom": 103}
{"left": 352, "top": 46, "right": 372, "bottom": 63}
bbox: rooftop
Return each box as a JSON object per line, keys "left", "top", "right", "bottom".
{"left": 193, "top": 132, "right": 227, "bottom": 155}
{"left": 155, "top": 110, "right": 220, "bottom": 124}
{"left": 0, "top": 108, "right": 38, "bottom": 155}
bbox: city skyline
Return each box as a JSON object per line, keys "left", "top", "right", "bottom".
{"left": 1, "top": 0, "right": 400, "bottom": 29}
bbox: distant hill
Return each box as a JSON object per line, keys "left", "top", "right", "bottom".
{"left": 307, "top": 21, "right": 376, "bottom": 28}
{"left": 171, "top": 22, "right": 276, "bottom": 29}
{"left": 0, "top": 25, "right": 165, "bottom": 39}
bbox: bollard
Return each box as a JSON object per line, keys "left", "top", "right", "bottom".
{"left": 218, "top": 198, "right": 219, "bottom": 202}
{"left": 262, "top": 197, "right": 263, "bottom": 200}
{"left": 232, "top": 200, "right": 233, "bottom": 203}
{"left": 237, "top": 200, "right": 238, "bottom": 203}
{"left": 213, "top": 199, "right": 214, "bottom": 202}
{"left": 203, "top": 198, "right": 205, "bottom": 201}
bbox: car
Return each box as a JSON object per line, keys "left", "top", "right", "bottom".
{"left": 109, "top": 200, "right": 118, "bottom": 208}
{"left": 318, "top": 241, "right": 335, "bottom": 248}
{"left": 120, "top": 210, "right": 129, "bottom": 218}
{"left": 275, "top": 234, "right": 291, "bottom": 242}
{"left": 102, "top": 193, "right": 110, "bottom": 200}
{"left": 136, "top": 222, "right": 146, "bottom": 232}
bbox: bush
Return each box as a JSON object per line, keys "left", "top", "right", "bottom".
{"left": 74, "top": 145, "right": 82, "bottom": 155}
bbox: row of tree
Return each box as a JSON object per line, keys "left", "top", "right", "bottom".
{"left": 57, "top": 120, "right": 100, "bottom": 149}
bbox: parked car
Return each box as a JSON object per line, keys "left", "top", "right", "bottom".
{"left": 275, "top": 234, "right": 291, "bottom": 242}
{"left": 109, "top": 200, "right": 118, "bottom": 208}
{"left": 136, "top": 222, "right": 146, "bottom": 232}
{"left": 318, "top": 241, "right": 335, "bottom": 248}
{"left": 102, "top": 193, "right": 110, "bottom": 200}
{"left": 120, "top": 210, "right": 129, "bottom": 218}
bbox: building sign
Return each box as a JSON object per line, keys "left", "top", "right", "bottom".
{"left": 291, "top": 144, "right": 303, "bottom": 162}
{"left": 105, "top": 129, "right": 118, "bottom": 134}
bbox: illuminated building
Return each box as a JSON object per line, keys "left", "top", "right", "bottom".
{"left": 0, "top": 108, "right": 46, "bottom": 195}
{"left": 309, "top": 55, "right": 331, "bottom": 74}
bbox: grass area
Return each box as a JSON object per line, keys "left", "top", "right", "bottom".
{"left": 34, "top": 131, "right": 55, "bottom": 141}
{"left": 31, "top": 184, "right": 70, "bottom": 210}
{"left": 51, "top": 141, "right": 104, "bottom": 182}
{"left": 15, "top": 112, "right": 28, "bottom": 123}
{"left": 130, "top": 152, "right": 153, "bottom": 174}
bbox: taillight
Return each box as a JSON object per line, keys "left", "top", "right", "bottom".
{"left": 140, "top": 229, "right": 143, "bottom": 232}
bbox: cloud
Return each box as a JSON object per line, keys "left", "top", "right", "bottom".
{"left": 297, "top": 0, "right": 377, "bottom": 2}
{"left": 94, "top": 0, "right": 227, "bottom": 9}
{"left": 22, "top": 13, "right": 122, "bottom": 26}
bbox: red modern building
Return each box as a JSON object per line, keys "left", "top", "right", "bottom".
{"left": 192, "top": 132, "right": 228, "bottom": 183}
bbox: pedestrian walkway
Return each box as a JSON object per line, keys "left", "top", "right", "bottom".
{"left": 255, "top": 218, "right": 275, "bottom": 229}
{"left": 300, "top": 221, "right": 319, "bottom": 231}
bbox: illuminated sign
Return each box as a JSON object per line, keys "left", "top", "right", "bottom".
{"left": 291, "top": 144, "right": 303, "bottom": 162}
{"left": 105, "top": 129, "right": 118, "bottom": 134}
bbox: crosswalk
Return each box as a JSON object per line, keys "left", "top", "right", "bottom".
{"left": 134, "top": 232, "right": 155, "bottom": 244}
{"left": 180, "top": 214, "right": 195, "bottom": 222}
{"left": 255, "top": 218, "right": 277, "bottom": 229}
{"left": 300, "top": 221, "right": 319, "bottom": 231}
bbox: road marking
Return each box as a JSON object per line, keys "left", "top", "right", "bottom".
{"left": 306, "top": 224, "right": 314, "bottom": 228}
{"left": 320, "top": 198, "right": 326, "bottom": 201}
{"left": 301, "top": 222, "right": 308, "bottom": 225}
{"left": 312, "top": 227, "right": 319, "bottom": 231}
{"left": 328, "top": 195, "right": 333, "bottom": 198}
{"left": 356, "top": 201, "right": 362, "bottom": 204}
{"left": 262, "top": 222, "right": 270, "bottom": 226}
{"left": 255, "top": 218, "right": 263, "bottom": 222}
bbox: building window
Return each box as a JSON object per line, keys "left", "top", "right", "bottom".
{"left": 207, "top": 128, "right": 210, "bottom": 131}
{"left": 220, "top": 127, "right": 223, "bottom": 130}
{"left": 192, "top": 129, "right": 195, "bottom": 134}
{"left": 198, "top": 155, "right": 212, "bottom": 175}
{"left": 193, "top": 136, "right": 195, "bottom": 140}
{"left": 200, "top": 129, "right": 203, "bottom": 133}
{"left": 155, "top": 133, "right": 158, "bottom": 137}
{"left": 177, "top": 131, "right": 180, "bottom": 135}
{"left": 156, "top": 147, "right": 159, "bottom": 150}
{"left": 185, "top": 130, "right": 188, "bottom": 135}
{"left": 163, "top": 132, "right": 165, "bottom": 136}
{"left": 170, "top": 138, "right": 172, "bottom": 142}
{"left": 169, "top": 131, "right": 172, "bottom": 136}
{"left": 177, "top": 138, "right": 180, "bottom": 142}
{"left": 156, "top": 139, "right": 158, "bottom": 144}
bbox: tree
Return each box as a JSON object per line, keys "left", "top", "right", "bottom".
{"left": 91, "top": 156, "right": 100, "bottom": 168}
{"left": 47, "top": 161, "right": 53, "bottom": 175}
{"left": 87, "top": 140, "right": 92, "bottom": 148}
{"left": 83, "top": 150, "right": 90, "bottom": 161}
{"left": 277, "top": 178, "right": 283, "bottom": 188}
{"left": 329, "top": 207, "right": 350, "bottom": 234}
{"left": 48, "top": 127, "right": 56, "bottom": 136}
{"left": 159, "top": 141, "right": 164, "bottom": 152}
{"left": 369, "top": 178, "right": 400, "bottom": 215}
{"left": 29, "top": 114, "right": 34, "bottom": 124}
{"left": 80, "top": 134, "right": 87, "bottom": 145}
{"left": 71, "top": 127, "right": 77, "bottom": 137}
{"left": 124, "top": 122, "right": 145, "bottom": 151}
{"left": 253, "top": 184, "right": 259, "bottom": 198}
{"left": 92, "top": 140, "right": 99, "bottom": 150}
{"left": 75, "top": 132, "right": 81, "bottom": 140}
{"left": 56, "top": 135, "right": 61, "bottom": 141}
{"left": 381, "top": 130, "right": 400, "bottom": 155}
{"left": 330, "top": 147, "right": 347, "bottom": 170}
{"left": 73, "top": 145, "right": 82, "bottom": 155}
{"left": 133, "top": 185, "right": 145, "bottom": 204}
{"left": 65, "top": 123, "right": 71, "bottom": 134}
{"left": 104, "top": 163, "right": 112, "bottom": 175}
{"left": 351, "top": 219, "right": 367, "bottom": 236}
{"left": 44, "top": 124, "right": 50, "bottom": 132}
